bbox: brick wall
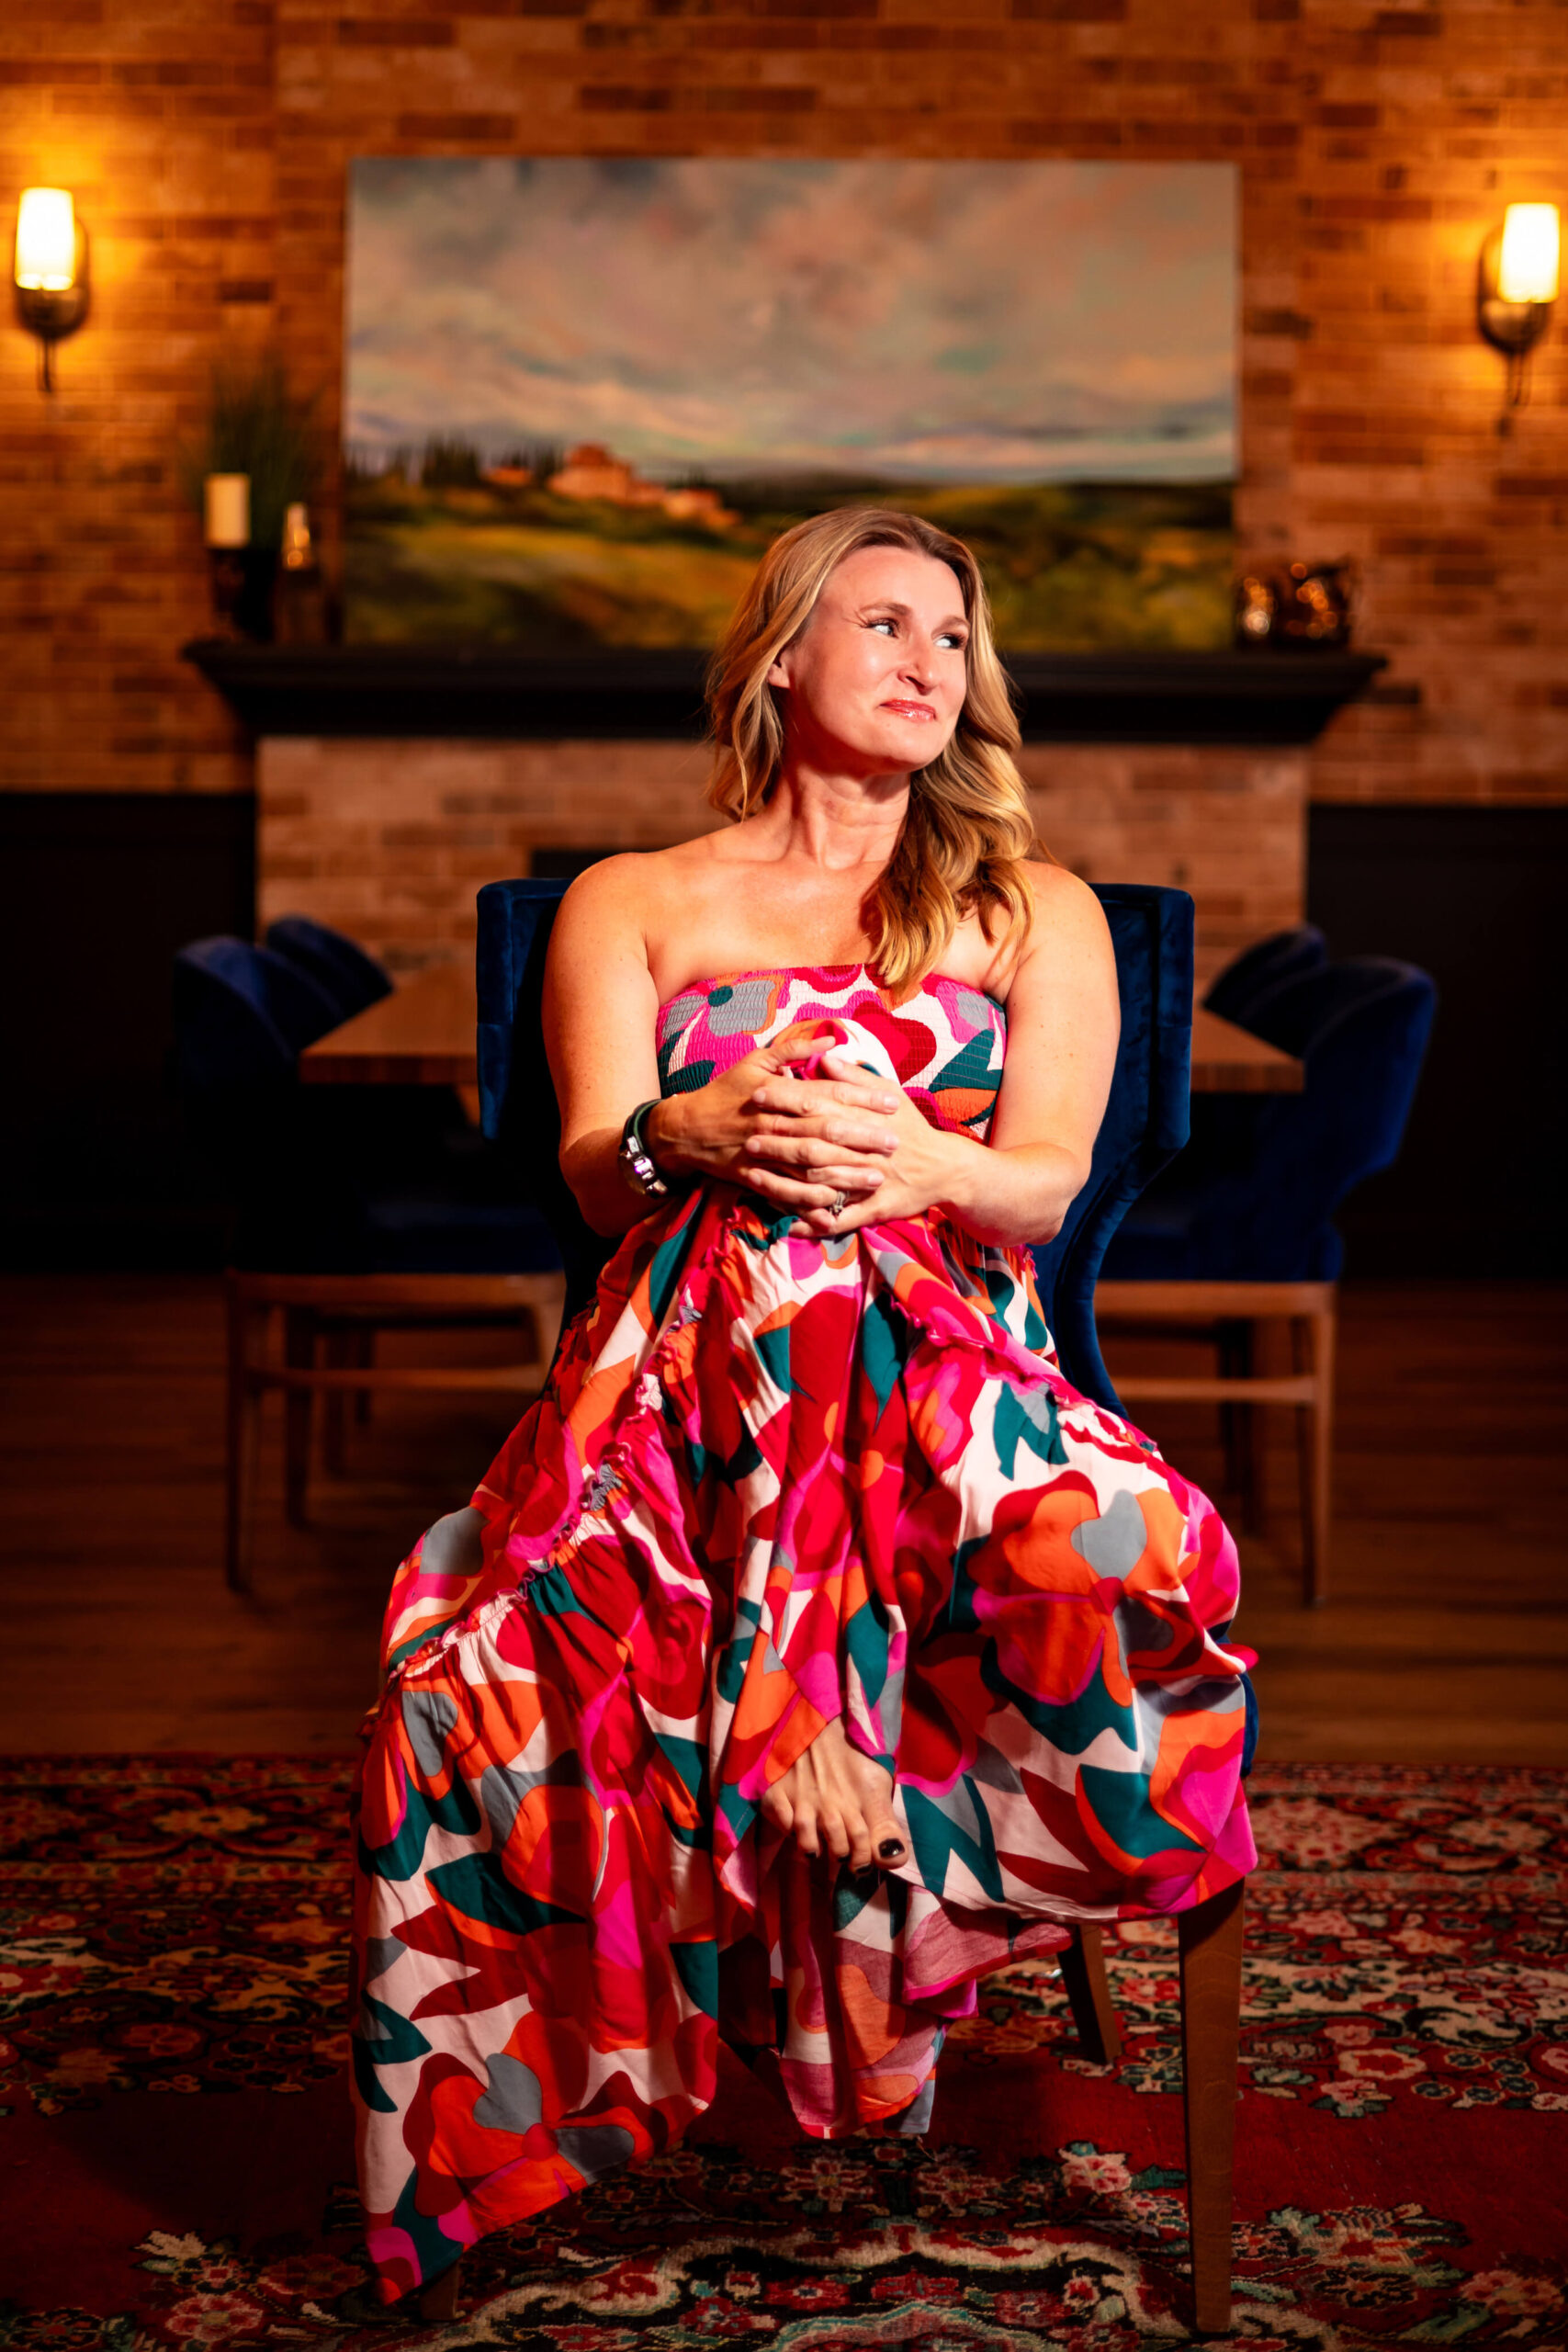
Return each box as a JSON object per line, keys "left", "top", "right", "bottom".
{"left": 257, "top": 737, "right": 1306, "bottom": 986}
{"left": 4, "top": 0, "right": 1564, "bottom": 815}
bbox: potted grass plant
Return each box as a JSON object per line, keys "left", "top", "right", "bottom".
{"left": 182, "top": 352, "right": 321, "bottom": 640}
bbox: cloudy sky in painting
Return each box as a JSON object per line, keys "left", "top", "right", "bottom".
{"left": 344, "top": 159, "right": 1235, "bottom": 483}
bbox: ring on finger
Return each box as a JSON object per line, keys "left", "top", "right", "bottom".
{"left": 829, "top": 1190, "right": 848, "bottom": 1220}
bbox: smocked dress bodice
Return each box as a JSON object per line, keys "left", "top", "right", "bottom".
{"left": 657, "top": 962, "right": 1008, "bottom": 1141}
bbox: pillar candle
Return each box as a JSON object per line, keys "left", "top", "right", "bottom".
{"left": 204, "top": 473, "right": 250, "bottom": 548}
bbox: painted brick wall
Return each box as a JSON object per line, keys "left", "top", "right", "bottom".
{"left": 3, "top": 0, "right": 1564, "bottom": 810}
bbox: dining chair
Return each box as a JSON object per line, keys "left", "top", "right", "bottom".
{"left": 475, "top": 874, "right": 1247, "bottom": 2336}
{"left": 1097, "top": 956, "right": 1437, "bottom": 1604}
{"left": 173, "top": 937, "right": 564, "bottom": 1593}
{"left": 1201, "top": 923, "right": 1326, "bottom": 1027}
{"left": 265, "top": 913, "right": 394, "bottom": 1022}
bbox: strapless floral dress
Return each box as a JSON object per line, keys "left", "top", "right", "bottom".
{"left": 352, "top": 964, "right": 1255, "bottom": 2302}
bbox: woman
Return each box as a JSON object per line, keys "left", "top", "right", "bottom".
{"left": 352, "top": 508, "right": 1255, "bottom": 2309}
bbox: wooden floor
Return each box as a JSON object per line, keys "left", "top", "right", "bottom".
{"left": 3, "top": 1273, "right": 1565, "bottom": 1759}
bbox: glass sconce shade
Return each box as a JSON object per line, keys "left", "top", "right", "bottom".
{"left": 15, "top": 188, "right": 78, "bottom": 290}
{"left": 1498, "top": 204, "right": 1560, "bottom": 306}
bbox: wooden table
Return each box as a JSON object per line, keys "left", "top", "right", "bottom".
{"left": 301, "top": 963, "right": 1304, "bottom": 1093}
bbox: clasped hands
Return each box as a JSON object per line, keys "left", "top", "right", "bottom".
{"left": 646, "top": 1024, "right": 964, "bottom": 1236}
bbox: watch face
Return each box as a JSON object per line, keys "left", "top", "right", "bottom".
{"left": 618, "top": 1133, "right": 666, "bottom": 1197}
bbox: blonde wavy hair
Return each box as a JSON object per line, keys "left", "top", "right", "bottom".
{"left": 705, "top": 506, "right": 1042, "bottom": 996}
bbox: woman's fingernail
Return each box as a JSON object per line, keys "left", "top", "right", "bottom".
{"left": 878, "top": 1838, "right": 905, "bottom": 1861}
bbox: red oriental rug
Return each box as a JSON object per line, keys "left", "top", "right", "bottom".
{"left": 1, "top": 1758, "right": 1564, "bottom": 2350}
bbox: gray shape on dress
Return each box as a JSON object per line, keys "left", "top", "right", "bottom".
{"left": 400, "top": 1687, "right": 459, "bottom": 1777}
{"left": 1070, "top": 1488, "right": 1149, "bottom": 1580}
{"left": 660, "top": 991, "right": 706, "bottom": 1039}
{"left": 473, "top": 2052, "right": 545, "bottom": 2137}
{"left": 953, "top": 987, "right": 997, "bottom": 1035}
{"left": 1131, "top": 1673, "right": 1244, "bottom": 1758}
{"left": 363, "top": 1936, "right": 403, "bottom": 1986}
{"left": 969, "top": 1739, "right": 1025, "bottom": 1795}
{"left": 891, "top": 2073, "right": 937, "bottom": 2134}
{"left": 479, "top": 1753, "right": 581, "bottom": 1847}
{"left": 556, "top": 2121, "right": 637, "bottom": 2181}
{"left": 1115, "top": 1594, "right": 1177, "bottom": 1657}
{"left": 707, "top": 979, "right": 774, "bottom": 1036}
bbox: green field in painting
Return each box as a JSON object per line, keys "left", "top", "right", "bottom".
{"left": 344, "top": 474, "right": 1233, "bottom": 652}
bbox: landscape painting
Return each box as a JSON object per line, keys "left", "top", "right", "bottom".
{"left": 343, "top": 158, "right": 1236, "bottom": 651}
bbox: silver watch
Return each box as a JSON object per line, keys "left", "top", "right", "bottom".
{"left": 617, "top": 1099, "right": 670, "bottom": 1199}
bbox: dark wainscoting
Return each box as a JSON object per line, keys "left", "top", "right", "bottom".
{"left": 1, "top": 793, "right": 256, "bottom": 1268}
{"left": 1308, "top": 802, "right": 1567, "bottom": 1278}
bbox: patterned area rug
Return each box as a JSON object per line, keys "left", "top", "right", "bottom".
{"left": 2, "top": 1759, "right": 1564, "bottom": 2349}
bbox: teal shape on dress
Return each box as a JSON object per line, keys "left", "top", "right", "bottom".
{"left": 427, "top": 1851, "right": 583, "bottom": 1936}
{"left": 671, "top": 1938, "right": 720, "bottom": 2018}
{"left": 716, "top": 1597, "right": 765, "bottom": 1704}
{"left": 845, "top": 1590, "right": 891, "bottom": 1706}
{"left": 656, "top": 1732, "right": 708, "bottom": 1802}
{"left": 352, "top": 1993, "right": 431, "bottom": 2114}
{"left": 389, "top": 2160, "right": 467, "bottom": 2286}
{"left": 649, "top": 1219, "right": 700, "bottom": 1327}
{"left": 719, "top": 1779, "right": 756, "bottom": 1842}
{"left": 980, "top": 1637, "right": 1140, "bottom": 1760}
{"left": 661, "top": 1057, "right": 715, "bottom": 1096}
{"left": 860, "top": 1292, "right": 908, "bottom": 1417}
{"left": 903, "top": 1779, "right": 1005, "bottom": 1904}
{"left": 993, "top": 1383, "right": 1067, "bottom": 1478}
{"left": 1080, "top": 1759, "right": 1201, "bottom": 1858}
{"left": 361, "top": 1767, "right": 481, "bottom": 1884}
{"left": 931, "top": 1031, "right": 1002, "bottom": 1097}
{"left": 525, "top": 1564, "right": 585, "bottom": 1621}
{"left": 753, "top": 1318, "right": 794, "bottom": 1394}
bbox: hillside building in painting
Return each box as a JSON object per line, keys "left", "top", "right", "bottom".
{"left": 547, "top": 445, "right": 738, "bottom": 530}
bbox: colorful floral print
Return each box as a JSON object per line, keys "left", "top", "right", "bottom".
{"left": 352, "top": 964, "right": 1255, "bottom": 2303}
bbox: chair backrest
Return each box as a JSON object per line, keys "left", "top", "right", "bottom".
{"left": 173, "top": 936, "right": 341, "bottom": 1091}
{"left": 265, "top": 915, "right": 393, "bottom": 1023}
{"left": 1202, "top": 924, "right": 1326, "bottom": 1026}
{"left": 1028, "top": 886, "right": 1193, "bottom": 1409}
{"left": 477, "top": 878, "right": 609, "bottom": 1320}
{"left": 1174, "top": 956, "right": 1437, "bottom": 1281}
{"left": 478, "top": 877, "right": 1194, "bottom": 1410}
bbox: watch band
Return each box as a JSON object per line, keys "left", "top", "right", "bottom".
{"left": 618, "top": 1098, "right": 670, "bottom": 1199}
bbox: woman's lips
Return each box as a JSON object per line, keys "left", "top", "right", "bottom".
{"left": 882, "top": 699, "right": 937, "bottom": 720}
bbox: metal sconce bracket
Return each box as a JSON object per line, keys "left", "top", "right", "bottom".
{"left": 15, "top": 218, "right": 89, "bottom": 395}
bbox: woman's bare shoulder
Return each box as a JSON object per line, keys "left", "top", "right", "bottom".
{"left": 549, "top": 837, "right": 732, "bottom": 972}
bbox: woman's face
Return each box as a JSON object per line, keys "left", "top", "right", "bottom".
{"left": 767, "top": 544, "right": 970, "bottom": 778}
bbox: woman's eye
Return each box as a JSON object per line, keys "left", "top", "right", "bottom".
{"left": 868, "top": 617, "right": 896, "bottom": 635}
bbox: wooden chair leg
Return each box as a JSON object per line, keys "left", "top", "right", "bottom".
{"left": 1178, "top": 1881, "right": 1246, "bottom": 2336}
{"left": 1292, "top": 1301, "right": 1336, "bottom": 1607}
{"left": 322, "top": 1326, "right": 349, "bottom": 1477}
{"left": 417, "top": 2256, "right": 462, "bottom": 2324}
{"left": 1058, "top": 1923, "right": 1122, "bottom": 2064}
{"left": 354, "top": 1324, "right": 375, "bottom": 1424}
{"left": 225, "top": 1280, "right": 264, "bottom": 1596}
{"left": 283, "top": 1307, "right": 313, "bottom": 1527}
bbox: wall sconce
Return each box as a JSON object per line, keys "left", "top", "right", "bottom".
{"left": 14, "top": 187, "right": 89, "bottom": 395}
{"left": 1477, "top": 201, "right": 1559, "bottom": 426}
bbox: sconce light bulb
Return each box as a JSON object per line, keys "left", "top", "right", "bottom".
{"left": 1498, "top": 204, "right": 1560, "bottom": 306}
{"left": 15, "top": 187, "right": 77, "bottom": 292}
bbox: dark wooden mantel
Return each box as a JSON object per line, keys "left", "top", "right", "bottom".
{"left": 184, "top": 640, "right": 1386, "bottom": 745}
